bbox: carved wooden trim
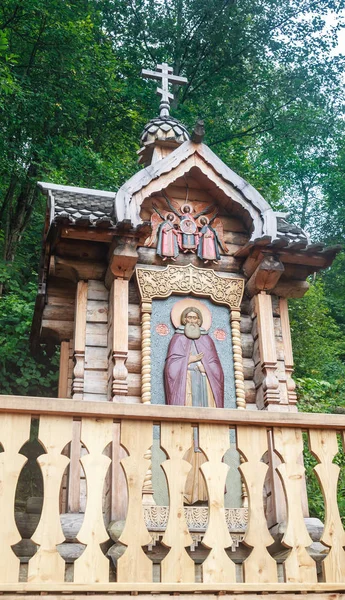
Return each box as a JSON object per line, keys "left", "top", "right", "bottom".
{"left": 231, "top": 310, "right": 246, "bottom": 410}
{"left": 110, "top": 279, "right": 129, "bottom": 399}
{"left": 279, "top": 298, "right": 297, "bottom": 404}
{"left": 72, "top": 281, "right": 88, "bottom": 400}
{"left": 255, "top": 292, "right": 280, "bottom": 406}
{"left": 136, "top": 264, "right": 244, "bottom": 308}
{"left": 137, "top": 264, "right": 245, "bottom": 409}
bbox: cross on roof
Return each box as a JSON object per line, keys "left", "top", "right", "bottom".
{"left": 141, "top": 62, "right": 188, "bottom": 117}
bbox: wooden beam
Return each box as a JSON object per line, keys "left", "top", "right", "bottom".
{"left": 110, "top": 279, "right": 129, "bottom": 399}
{"left": 245, "top": 256, "right": 284, "bottom": 297}
{"left": 1, "top": 395, "right": 345, "bottom": 430}
{"left": 1, "top": 582, "right": 345, "bottom": 593}
{"left": 255, "top": 292, "right": 280, "bottom": 406}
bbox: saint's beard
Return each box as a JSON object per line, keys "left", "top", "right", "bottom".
{"left": 184, "top": 323, "right": 201, "bottom": 339}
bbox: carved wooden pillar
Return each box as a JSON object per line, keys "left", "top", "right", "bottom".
{"left": 230, "top": 310, "right": 246, "bottom": 410}
{"left": 140, "top": 301, "right": 155, "bottom": 504}
{"left": 110, "top": 278, "right": 129, "bottom": 400}
{"left": 141, "top": 301, "right": 152, "bottom": 405}
{"left": 72, "top": 281, "right": 87, "bottom": 400}
{"left": 255, "top": 291, "right": 280, "bottom": 408}
{"left": 280, "top": 298, "right": 297, "bottom": 405}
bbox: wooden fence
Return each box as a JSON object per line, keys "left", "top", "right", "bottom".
{"left": 0, "top": 395, "right": 345, "bottom": 593}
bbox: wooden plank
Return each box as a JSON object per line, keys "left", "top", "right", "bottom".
{"left": 137, "top": 246, "right": 241, "bottom": 273}
{"left": 161, "top": 422, "right": 195, "bottom": 583}
{"left": 85, "top": 346, "right": 108, "bottom": 370}
{"left": 309, "top": 429, "right": 345, "bottom": 582}
{"left": 83, "top": 370, "right": 108, "bottom": 394}
{"left": 111, "top": 423, "right": 128, "bottom": 521}
{"left": 86, "top": 300, "right": 109, "bottom": 323}
{"left": 117, "top": 420, "right": 153, "bottom": 582}
{"left": 85, "top": 322, "right": 108, "bottom": 347}
{"left": 255, "top": 292, "right": 280, "bottom": 405}
{"left": 3, "top": 582, "right": 345, "bottom": 592}
{"left": 87, "top": 280, "right": 109, "bottom": 301}
{"left": 237, "top": 426, "right": 277, "bottom": 583}
{"left": 67, "top": 420, "right": 81, "bottom": 513}
{"left": 2, "top": 395, "right": 345, "bottom": 429}
{"left": 28, "top": 416, "right": 72, "bottom": 583}
{"left": 4, "top": 595, "right": 345, "bottom": 600}
{"left": 0, "top": 414, "right": 31, "bottom": 583}
{"left": 74, "top": 418, "right": 113, "bottom": 583}
{"left": 273, "top": 427, "right": 317, "bottom": 583}
{"left": 58, "top": 341, "right": 70, "bottom": 398}
{"left": 199, "top": 424, "right": 235, "bottom": 583}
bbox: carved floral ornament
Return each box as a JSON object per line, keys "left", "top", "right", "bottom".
{"left": 136, "top": 264, "right": 244, "bottom": 309}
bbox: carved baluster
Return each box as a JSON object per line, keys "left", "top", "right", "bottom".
{"left": 72, "top": 281, "right": 88, "bottom": 399}
{"left": 28, "top": 416, "right": 72, "bottom": 582}
{"left": 74, "top": 418, "right": 113, "bottom": 583}
{"left": 231, "top": 310, "right": 246, "bottom": 410}
{"left": 118, "top": 420, "right": 153, "bottom": 582}
{"left": 111, "top": 278, "right": 129, "bottom": 399}
{"left": 161, "top": 422, "right": 195, "bottom": 583}
{"left": 237, "top": 426, "right": 277, "bottom": 583}
{"left": 0, "top": 414, "right": 30, "bottom": 583}
{"left": 309, "top": 429, "right": 345, "bottom": 582}
{"left": 255, "top": 292, "right": 280, "bottom": 406}
{"left": 280, "top": 299, "right": 297, "bottom": 404}
{"left": 273, "top": 427, "right": 317, "bottom": 583}
{"left": 141, "top": 301, "right": 152, "bottom": 404}
{"left": 199, "top": 424, "right": 235, "bottom": 583}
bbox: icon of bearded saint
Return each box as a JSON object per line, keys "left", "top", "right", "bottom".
{"left": 164, "top": 306, "right": 224, "bottom": 408}
{"left": 164, "top": 306, "right": 225, "bottom": 504}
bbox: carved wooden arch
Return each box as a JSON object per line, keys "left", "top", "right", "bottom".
{"left": 136, "top": 264, "right": 246, "bottom": 410}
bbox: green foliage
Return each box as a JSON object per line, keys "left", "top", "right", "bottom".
{"left": 290, "top": 279, "right": 345, "bottom": 381}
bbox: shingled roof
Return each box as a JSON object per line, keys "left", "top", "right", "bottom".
{"left": 38, "top": 182, "right": 117, "bottom": 228}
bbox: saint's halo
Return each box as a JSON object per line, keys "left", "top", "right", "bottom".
{"left": 170, "top": 298, "right": 212, "bottom": 331}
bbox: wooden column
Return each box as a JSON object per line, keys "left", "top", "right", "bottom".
{"left": 58, "top": 340, "right": 70, "bottom": 398}
{"left": 110, "top": 278, "right": 129, "bottom": 400}
{"left": 231, "top": 310, "right": 246, "bottom": 410}
{"left": 280, "top": 298, "right": 297, "bottom": 405}
{"left": 255, "top": 291, "right": 280, "bottom": 408}
{"left": 141, "top": 301, "right": 152, "bottom": 405}
{"left": 72, "top": 281, "right": 88, "bottom": 400}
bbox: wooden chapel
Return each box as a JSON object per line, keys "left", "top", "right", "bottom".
{"left": 1, "top": 63, "right": 344, "bottom": 595}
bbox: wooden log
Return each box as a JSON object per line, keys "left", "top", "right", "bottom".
{"left": 271, "top": 279, "right": 310, "bottom": 298}
{"left": 243, "top": 358, "right": 255, "bottom": 380}
{"left": 244, "top": 380, "right": 256, "bottom": 404}
{"left": 128, "top": 325, "right": 141, "bottom": 350}
{"left": 241, "top": 333, "right": 254, "bottom": 358}
{"left": 128, "top": 303, "right": 140, "bottom": 325}
{"left": 54, "top": 257, "right": 107, "bottom": 281}
{"left": 240, "top": 315, "right": 252, "bottom": 334}
{"left": 127, "top": 350, "right": 141, "bottom": 374}
{"left": 137, "top": 247, "right": 242, "bottom": 273}
{"left": 41, "top": 320, "right": 74, "bottom": 342}
{"left": 42, "top": 304, "right": 75, "bottom": 321}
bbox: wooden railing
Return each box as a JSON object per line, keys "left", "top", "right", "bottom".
{"left": 0, "top": 395, "right": 345, "bottom": 593}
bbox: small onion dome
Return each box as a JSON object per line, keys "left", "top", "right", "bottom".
{"left": 140, "top": 116, "right": 190, "bottom": 145}
{"left": 138, "top": 116, "right": 190, "bottom": 166}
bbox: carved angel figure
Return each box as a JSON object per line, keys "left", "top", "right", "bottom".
{"left": 163, "top": 193, "right": 214, "bottom": 253}
{"left": 145, "top": 204, "right": 180, "bottom": 261}
{"left": 197, "top": 215, "right": 229, "bottom": 264}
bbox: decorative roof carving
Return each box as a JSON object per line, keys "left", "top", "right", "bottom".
{"left": 140, "top": 116, "right": 190, "bottom": 146}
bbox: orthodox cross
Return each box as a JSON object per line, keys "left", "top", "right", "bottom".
{"left": 141, "top": 63, "right": 188, "bottom": 117}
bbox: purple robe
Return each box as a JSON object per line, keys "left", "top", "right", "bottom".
{"left": 164, "top": 332, "right": 224, "bottom": 408}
